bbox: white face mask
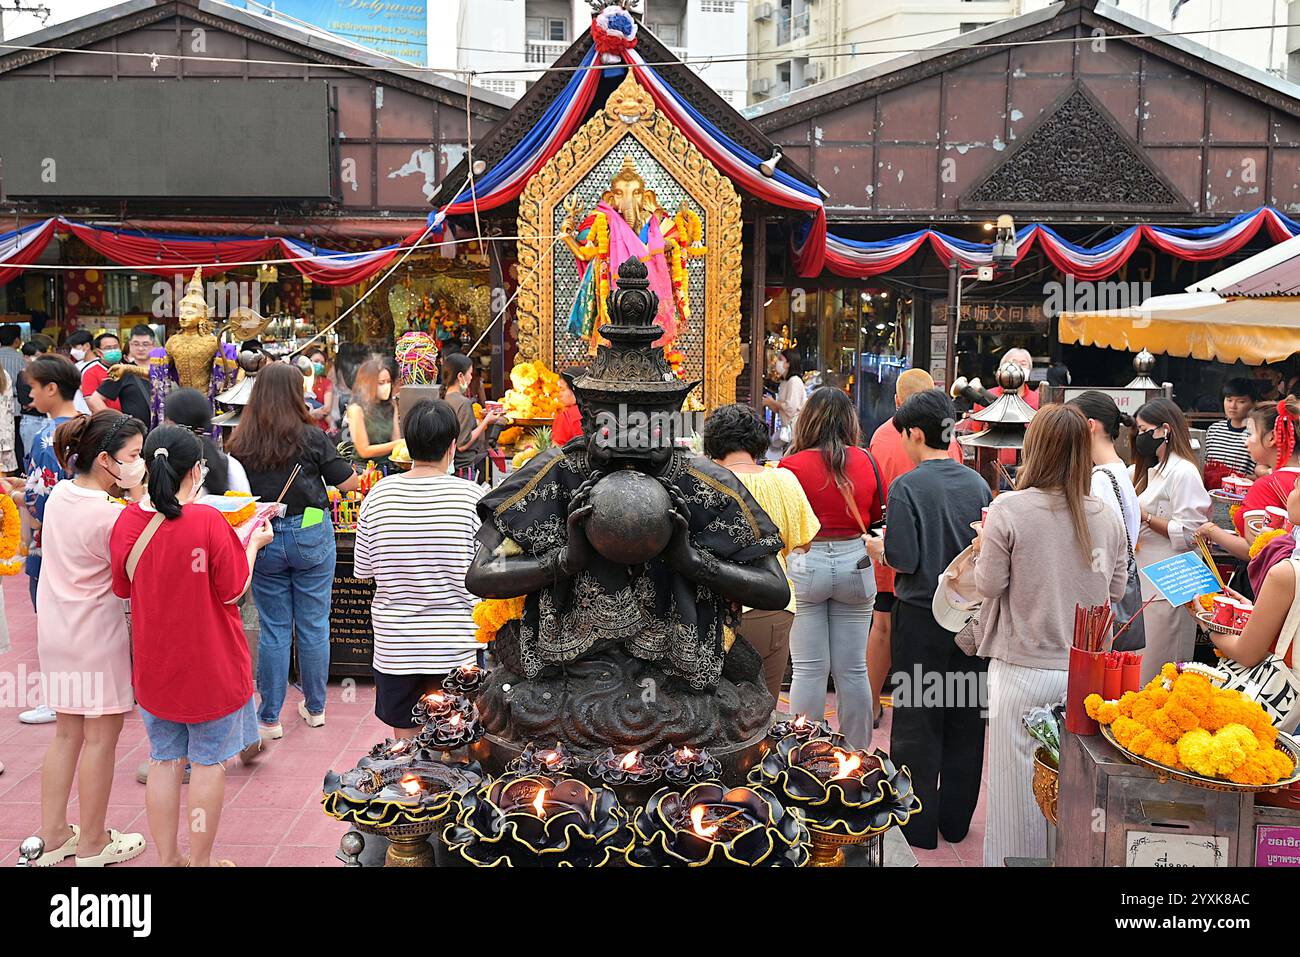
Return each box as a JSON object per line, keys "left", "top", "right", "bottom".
{"left": 111, "top": 456, "right": 147, "bottom": 489}
{"left": 70, "top": 347, "right": 87, "bottom": 362}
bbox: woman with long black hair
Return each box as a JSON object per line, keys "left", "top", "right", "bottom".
{"left": 163, "top": 387, "right": 249, "bottom": 496}
{"left": 227, "top": 363, "right": 358, "bottom": 736}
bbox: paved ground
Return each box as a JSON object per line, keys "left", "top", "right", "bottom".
{"left": 0, "top": 574, "right": 988, "bottom": 866}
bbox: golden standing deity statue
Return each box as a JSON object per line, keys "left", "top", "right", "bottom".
{"left": 166, "top": 268, "right": 222, "bottom": 394}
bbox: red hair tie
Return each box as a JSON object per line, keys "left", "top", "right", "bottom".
{"left": 1276, "top": 399, "right": 1295, "bottom": 470}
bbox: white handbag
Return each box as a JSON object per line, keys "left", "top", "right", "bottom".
{"left": 1217, "top": 558, "right": 1300, "bottom": 733}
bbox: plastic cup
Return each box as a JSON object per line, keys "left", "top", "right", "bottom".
{"left": 1266, "top": 506, "right": 1288, "bottom": 529}
{"left": 1212, "top": 595, "right": 1237, "bottom": 625}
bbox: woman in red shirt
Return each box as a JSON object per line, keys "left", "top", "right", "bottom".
{"left": 779, "top": 387, "right": 884, "bottom": 750}
{"left": 1198, "top": 399, "right": 1300, "bottom": 561}
{"left": 550, "top": 369, "right": 585, "bottom": 446}
{"left": 111, "top": 425, "right": 273, "bottom": 867}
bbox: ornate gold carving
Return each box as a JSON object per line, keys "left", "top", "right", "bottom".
{"left": 516, "top": 71, "right": 743, "bottom": 408}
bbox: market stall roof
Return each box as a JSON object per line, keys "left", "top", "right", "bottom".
{"left": 0, "top": 0, "right": 515, "bottom": 110}
{"left": 1058, "top": 293, "right": 1300, "bottom": 365}
{"left": 1186, "top": 233, "right": 1300, "bottom": 297}
{"left": 428, "top": 20, "right": 821, "bottom": 211}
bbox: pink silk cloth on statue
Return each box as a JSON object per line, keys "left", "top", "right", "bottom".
{"left": 597, "top": 202, "right": 677, "bottom": 346}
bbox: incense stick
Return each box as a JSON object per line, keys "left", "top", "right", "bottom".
{"left": 274, "top": 464, "right": 303, "bottom": 506}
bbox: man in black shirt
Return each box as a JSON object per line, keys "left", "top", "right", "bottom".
{"left": 872, "top": 389, "right": 992, "bottom": 851}
{"left": 89, "top": 325, "right": 155, "bottom": 428}
{"left": 92, "top": 373, "right": 152, "bottom": 428}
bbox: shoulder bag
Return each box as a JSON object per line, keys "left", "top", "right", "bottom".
{"left": 837, "top": 448, "right": 883, "bottom": 569}
{"left": 1097, "top": 467, "right": 1146, "bottom": 652}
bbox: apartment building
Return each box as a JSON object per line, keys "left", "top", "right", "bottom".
{"left": 748, "top": 0, "right": 1024, "bottom": 102}
{"left": 430, "top": 0, "right": 751, "bottom": 105}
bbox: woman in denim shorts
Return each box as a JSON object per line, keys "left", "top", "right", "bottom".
{"left": 111, "top": 426, "right": 274, "bottom": 867}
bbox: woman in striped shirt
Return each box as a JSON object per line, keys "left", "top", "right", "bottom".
{"left": 353, "top": 399, "right": 486, "bottom": 735}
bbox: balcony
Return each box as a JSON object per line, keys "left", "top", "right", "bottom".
{"left": 776, "top": 10, "right": 809, "bottom": 45}
{"left": 525, "top": 40, "right": 568, "bottom": 65}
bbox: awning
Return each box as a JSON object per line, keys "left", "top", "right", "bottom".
{"left": 1058, "top": 293, "right": 1300, "bottom": 365}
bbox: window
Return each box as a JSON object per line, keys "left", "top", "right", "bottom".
{"left": 479, "top": 78, "right": 519, "bottom": 96}
{"left": 653, "top": 23, "right": 680, "bottom": 46}
{"left": 548, "top": 18, "right": 568, "bottom": 42}
{"left": 699, "top": 0, "right": 735, "bottom": 12}
{"left": 526, "top": 17, "right": 543, "bottom": 40}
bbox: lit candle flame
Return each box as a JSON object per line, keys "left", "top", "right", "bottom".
{"left": 449, "top": 712, "right": 462, "bottom": 728}
{"left": 831, "top": 749, "right": 862, "bottom": 780}
{"left": 690, "top": 805, "right": 719, "bottom": 838}
{"left": 678, "top": 746, "right": 694, "bottom": 760}
{"left": 619, "top": 750, "right": 640, "bottom": 770}
{"left": 390, "top": 738, "right": 409, "bottom": 753}
{"left": 399, "top": 773, "right": 421, "bottom": 796}
{"left": 424, "top": 692, "right": 446, "bottom": 708}
{"left": 541, "top": 750, "right": 559, "bottom": 765}
{"left": 532, "top": 787, "right": 548, "bottom": 818}
{"left": 794, "top": 715, "right": 807, "bottom": 728}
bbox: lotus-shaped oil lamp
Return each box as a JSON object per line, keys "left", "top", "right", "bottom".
{"left": 586, "top": 747, "right": 665, "bottom": 805}
{"left": 655, "top": 745, "right": 723, "bottom": 786}
{"left": 442, "top": 665, "right": 488, "bottom": 697}
{"left": 507, "top": 740, "right": 581, "bottom": 776}
{"left": 321, "top": 756, "right": 484, "bottom": 867}
{"left": 442, "top": 774, "right": 633, "bottom": 867}
{"left": 627, "top": 782, "right": 810, "bottom": 867}
{"left": 768, "top": 714, "right": 832, "bottom": 743}
{"left": 748, "top": 733, "right": 920, "bottom": 866}
{"left": 411, "top": 689, "right": 458, "bottom": 723}
{"left": 415, "top": 700, "right": 485, "bottom": 751}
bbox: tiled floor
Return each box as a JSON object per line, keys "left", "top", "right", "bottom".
{"left": 0, "top": 575, "right": 987, "bottom": 866}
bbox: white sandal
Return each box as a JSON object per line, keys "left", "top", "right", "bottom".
{"left": 75, "top": 829, "right": 146, "bottom": 867}
{"left": 29, "top": 825, "right": 79, "bottom": 867}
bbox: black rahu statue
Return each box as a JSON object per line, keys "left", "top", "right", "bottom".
{"left": 466, "top": 257, "right": 789, "bottom": 772}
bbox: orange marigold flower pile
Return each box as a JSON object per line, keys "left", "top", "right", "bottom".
{"left": 472, "top": 596, "right": 526, "bottom": 644}
{"left": 1084, "top": 662, "right": 1294, "bottom": 785}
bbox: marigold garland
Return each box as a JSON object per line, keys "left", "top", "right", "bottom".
{"left": 472, "top": 596, "right": 526, "bottom": 644}
{"left": 0, "top": 493, "right": 21, "bottom": 574}
{"left": 1249, "top": 526, "right": 1286, "bottom": 559}
{"left": 1085, "top": 662, "right": 1295, "bottom": 785}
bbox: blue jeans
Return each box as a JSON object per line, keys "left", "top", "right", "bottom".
{"left": 19, "top": 415, "right": 43, "bottom": 470}
{"left": 788, "top": 538, "right": 876, "bottom": 751}
{"left": 251, "top": 514, "right": 335, "bottom": 725}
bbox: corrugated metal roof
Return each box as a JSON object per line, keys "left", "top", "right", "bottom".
{"left": 1187, "top": 233, "right": 1300, "bottom": 297}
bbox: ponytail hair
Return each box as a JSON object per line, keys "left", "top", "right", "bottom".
{"left": 1067, "top": 390, "right": 1135, "bottom": 442}
{"left": 144, "top": 425, "right": 201, "bottom": 520}
{"left": 53, "top": 411, "right": 146, "bottom": 475}
{"left": 1250, "top": 398, "right": 1300, "bottom": 470}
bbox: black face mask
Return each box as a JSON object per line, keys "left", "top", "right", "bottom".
{"left": 1135, "top": 430, "right": 1167, "bottom": 458}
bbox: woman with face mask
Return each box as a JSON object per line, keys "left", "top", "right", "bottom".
{"left": 28, "top": 411, "right": 148, "bottom": 866}
{"left": 345, "top": 358, "right": 402, "bottom": 471}
{"left": 442, "top": 352, "right": 502, "bottom": 482}
{"left": 1131, "top": 397, "right": 1212, "bottom": 683}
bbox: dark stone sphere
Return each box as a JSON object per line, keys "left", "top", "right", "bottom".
{"left": 584, "top": 471, "right": 673, "bottom": 566}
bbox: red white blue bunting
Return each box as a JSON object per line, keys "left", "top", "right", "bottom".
{"left": 0, "top": 218, "right": 59, "bottom": 285}
{"left": 815, "top": 207, "right": 1300, "bottom": 281}
{"left": 0, "top": 218, "right": 430, "bottom": 286}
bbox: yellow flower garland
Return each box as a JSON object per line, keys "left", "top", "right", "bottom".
{"left": 472, "top": 596, "right": 526, "bottom": 644}
{"left": 0, "top": 494, "right": 21, "bottom": 576}
{"left": 1249, "top": 526, "right": 1286, "bottom": 559}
